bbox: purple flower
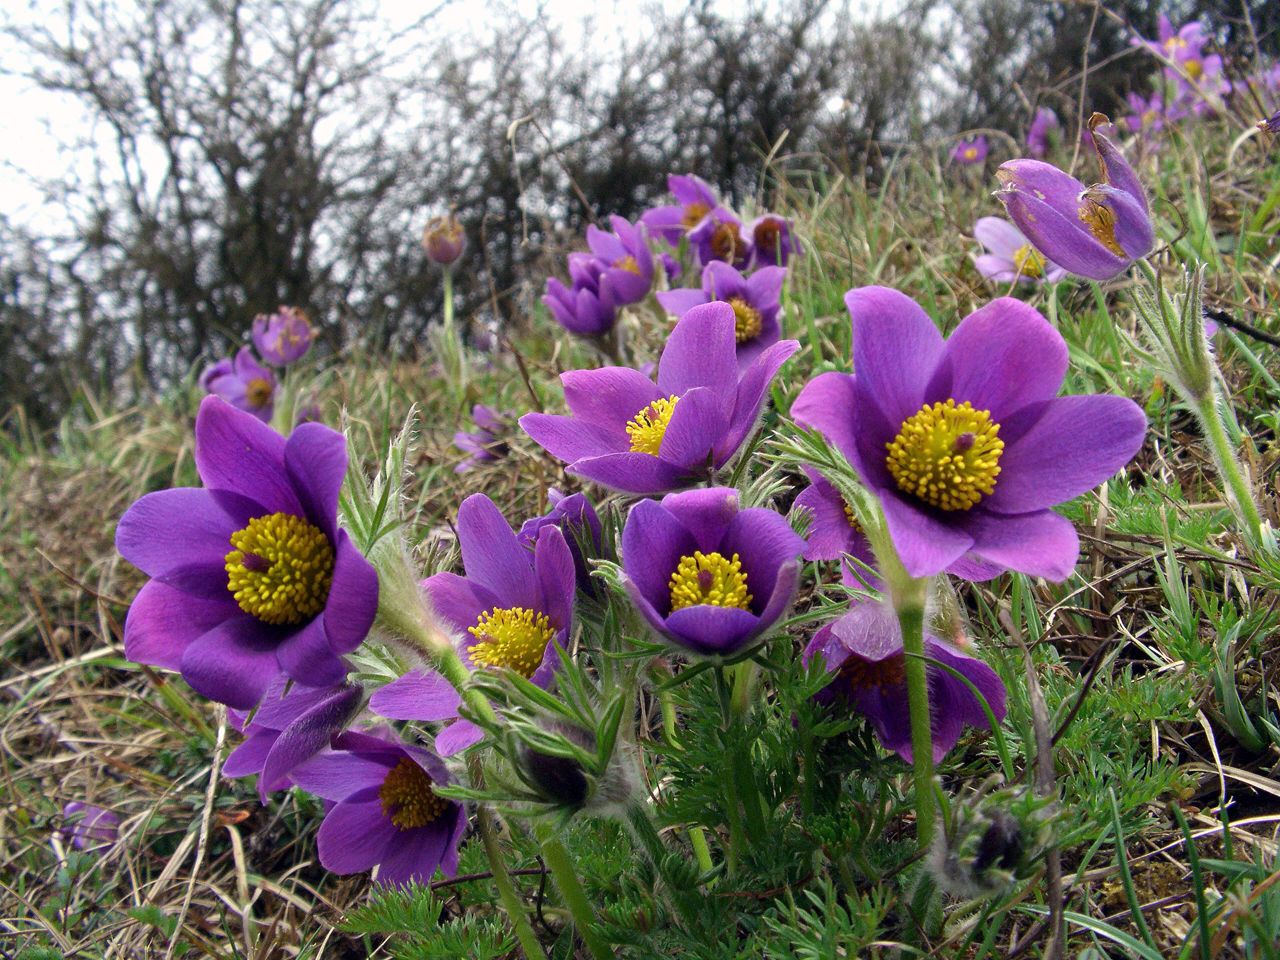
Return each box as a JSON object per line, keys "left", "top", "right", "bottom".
{"left": 620, "top": 487, "right": 804, "bottom": 657}
{"left": 544, "top": 254, "right": 617, "bottom": 336}
{"left": 370, "top": 494, "right": 574, "bottom": 755}
{"left": 224, "top": 677, "right": 364, "bottom": 799}
{"left": 803, "top": 601, "right": 1006, "bottom": 762}
{"left": 749, "top": 214, "right": 800, "bottom": 267}
{"left": 519, "top": 303, "right": 799, "bottom": 495}
{"left": 659, "top": 252, "right": 681, "bottom": 283}
{"left": 641, "top": 173, "right": 721, "bottom": 246}
{"left": 1132, "top": 17, "right": 1229, "bottom": 105}
{"left": 1262, "top": 108, "right": 1280, "bottom": 135}
{"left": 586, "top": 215, "right": 655, "bottom": 306}
{"left": 422, "top": 214, "right": 466, "bottom": 266}
{"left": 453, "top": 404, "right": 508, "bottom": 473}
{"left": 202, "top": 347, "right": 277, "bottom": 422}
{"left": 517, "top": 489, "right": 604, "bottom": 595}
{"left": 687, "top": 210, "right": 752, "bottom": 270}
{"left": 972, "top": 217, "right": 1067, "bottom": 286}
{"left": 656, "top": 261, "right": 786, "bottom": 368}
{"left": 1026, "top": 107, "right": 1059, "bottom": 158}
{"left": 1122, "top": 92, "right": 1186, "bottom": 137}
{"left": 950, "top": 136, "right": 989, "bottom": 166}
{"left": 291, "top": 730, "right": 467, "bottom": 886}
{"left": 996, "top": 116, "right": 1153, "bottom": 281}
{"left": 252, "top": 306, "right": 314, "bottom": 367}
{"left": 792, "top": 287, "right": 1146, "bottom": 581}
{"left": 791, "top": 468, "right": 877, "bottom": 588}
{"left": 61, "top": 803, "right": 121, "bottom": 851}
{"left": 116, "top": 396, "right": 379, "bottom": 709}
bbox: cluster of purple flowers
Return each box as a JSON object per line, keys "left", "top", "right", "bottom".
{"left": 1131, "top": 15, "right": 1231, "bottom": 123}
{"left": 200, "top": 305, "right": 315, "bottom": 423}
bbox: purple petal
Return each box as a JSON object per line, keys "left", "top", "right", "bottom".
{"left": 284, "top": 422, "right": 347, "bottom": 542}
{"left": 996, "top": 180, "right": 1127, "bottom": 281}
{"left": 124, "top": 580, "right": 239, "bottom": 672}
{"left": 719, "top": 337, "right": 799, "bottom": 464}
{"left": 724, "top": 507, "right": 805, "bottom": 607}
{"left": 316, "top": 793, "right": 399, "bottom": 874}
{"left": 261, "top": 684, "right": 363, "bottom": 791}
{"left": 880, "top": 492, "right": 974, "bottom": 578}
{"left": 435, "top": 718, "right": 485, "bottom": 756}
{"left": 370, "top": 670, "right": 464, "bottom": 722}
{"left": 193, "top": 396, "right": 302, "bottom": 516}
{"left": 376, "top": 821, "right": 450, "bottom": 887}
{"left": 793, "top": 476, "right": 856, "bottom": 562}
{"left": 561, "top": 367, "right": 661, "bottom": 440}
{"left": 223, "top": 731, "right": 275, "bottom": 780}
{"left": 621, "top": 498, "right": 697, "bottom": 611}
{"left": 973, "top": 217, "right": 1025, "bottom": 259}
{"left": 534, "top": 524, "right": 576, "bottom": 635}
{"left": 656, "top": 287, "right": 709, "bottom": 317}
{"left": 567, "top": 452, "right": 693, "bottom": 494}
{"left": 927, "top": 638, "right": 1007, "bottom": 731}
{"left": 664, "top": 604, "right": 761, "bottom": 655}
{"left": 423, "top": 571, "right": 500, "bottom": 638}
{"left": 276, "top": 618, "right": 348, "bottom": 688}
{"left": 519, "top": 412, "right": 620, "bottom": 463}
{"left": 960, "top": 509, "right": 1080, "bottom": 581}
{"left": 657, "top": 303, "right": 738, "bottom": 419}
{"left": 291, "top": 752, "right": 393, "bottom": 801}
{"left": 180, "top": 616, "right": 282, "bottom": 710}
{"left": 846, "top": 286, "right": 943, "bottom": 430}
{"left": 456, "top": 494, "right": 537, "bottom": 610}
{"left": 660, "top": 487, "right": 740, "bottom": 554}
{"left": 791, "top": 372, "right": 862, "bottom": 469}
{"left": 658, "top": 386, "right": 727, "bottom": 467}
{"left": 323, "top": 533, "right": 378, "bottom": 654}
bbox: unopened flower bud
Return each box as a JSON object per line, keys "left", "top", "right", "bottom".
{"left": 423, "top": 214, "right": 466, "bottom": 266}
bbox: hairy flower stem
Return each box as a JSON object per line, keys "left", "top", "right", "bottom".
{"left": 656, "top": 683, "right": 714, "bottom": 876}
{"left": 1192, "top": 392, "right": 1267, "bottom": 549}
{"left": 441, "top": 268, "right": 468, "bottom": 408}
{"left": 894, "top": 578, "right": 936, "bottom": 850}
{"left": 476, "top": 800, "right": 547, "bottom": 959}
{"left": 535, "top": 823, "right": 613, "bottom": 960}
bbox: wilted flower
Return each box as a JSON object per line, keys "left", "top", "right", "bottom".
{"left": 749, "top": 213, "right": 800, "bottom": 267}
{"left": 656, "top": 261, "right": 786, "bottom": 368}
{"left": 586, "top": 215, "right": 655, "bottom": 306}
{"left": 61, "top": 803, "right": 121, "bottom": 851}
{"left": 1025, "top": 107, "right": 1059, "bottom": 158}
{"left": 422, "top": 213, "right": 466, "bottom": 266}
{"left": 792, "top": 287, "right": 1146, "bottom": 580}
{"left": 621, "top": 487, "right": 804, "bottom": 658}
{"left": 951, "top": 136, "right": 989, "bottom": 166}
{"left": 370, "top": 494, "right": 573, "bottom": 755}
{"left": 252, "top": 306, "right": 314, "bottom": 367}
{"left": 517, "top": 489, "right": 604, "bottom": 596}
{"left": 803, "top": 600, "right": 1006, "bottom": 762}
{"left": 688, "top": 210, "right": 752, "bottom": 270}
{"left": 520, "top": 303, "right": 798, "bottom": 495}
{"left": 116, "top": 397, "right": 379, "bottom": 709}
{"left": 453, "top": 404, "right": 508, "bottom": 473}
{"left": 224, "top": 677, "right": 364, "bottom": 798}
{"left": 996, "top": 114, "right": 1153, "bottom": 281}
{"left": 544, "top": 254, "right": 617, "bottom": 336}
{"left": 291, "top": 730, "right": 467, "bottom": 886}
{"left": 201, "top": 347, "right": 277, "bottom": 422}
{"left": 972, "top": 217, "right": 1066, "bottom": 285}
{"left": 640, "top": 173, "right": 722, "bottom": 245}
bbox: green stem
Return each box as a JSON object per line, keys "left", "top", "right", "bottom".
{"left": 477, "top": 805, "right": 547, "bottom": 960}
{"left": 1193, "top": 390, "right": 1266, "bottom": 548}
{"left": 625, "top": 802, "right": 700, "bottom": 928}
{"left": 535, "top": 824, "right": 612, "bottom": 960}
{"left": 894, "top": 580, "right": 936, "bottom": 851}
{"left": 656, "top": 683, "right": 714, "bottom": 877}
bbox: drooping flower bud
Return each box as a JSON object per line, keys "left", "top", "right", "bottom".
{"left": 422, "top": 213, "right": 466, "bottom": 266}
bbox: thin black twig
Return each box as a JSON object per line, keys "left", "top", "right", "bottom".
{"left": 1205, "top": 307, "right": 1280, "bottom": 349}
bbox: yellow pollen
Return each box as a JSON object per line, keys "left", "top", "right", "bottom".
{"left": 727, "top": 297, "right": 763, "bottom": 342}
{"left": 467, "top": 606, "right": 555, "bottom": 678}
{"left": 710, "top": 222, "right": 743, "bottom": 262}
{"left": 379, "top": 757, "right": 449, "bottom": 830}
{"left": 1077, "top": 195, "right": 1125, "bottom": 257}
{"left": 626, "top": 395, "right": 680, "bottom": 456}
{"left": 224, "top": 513, "right": 334, "bottom": 625}
{"left": 1142, "top": 110, "right": 1158, "bottom": 127}
{"left": 964, "top": 147, "right": 978, "bottom": 160}
{"left": 1184, "top": 58, "right": 1203, "bottom": 80}
{"left": 841, "top": 498, "right": 861, "bottom": 532}
{"left": 681, "top": 201, "right": 712, "bottom": 229}
{"left": 885, "top": 400, "right": 1005, "bottom": 511}
{"left": 613, "top": 255, "right": 641, "bottom": 275}
{"left": 668, "top": 551, "right": 752, "bottom": 612}
{"left": 1012, "top": 243, "right": 1046, "bottom": 278}
{"left": 245, "top": 377, "right": 273, "bottom": 409}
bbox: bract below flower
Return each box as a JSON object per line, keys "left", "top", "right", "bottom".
{"left": 252, "top": 306, "right": 314, "bottom": 366}
{"left": 640, "top": 173, "right": 721, "bottom": 245}
{"left": 370, "top": 494, "right": 574, "bottom": 755}
{"left": 202, "top": 347, "right": 277, "bottom": 422}
{"left": 792, "top": 287, "right": 1146, "bottom": 581}
{"left": 803, "top": 601, "right": 1006, "bottom": 762}
{"left": 291, "top": 730, "right": 467, "bottom": 887}
{"left": 621, "top": 487, "right": 804, "bottom": 657}
{"left": 973, "top": 217, "right": 1066, "bottom": 286}
{"left": 656, "top": 260, "right": 786, "bottom": 368}
{"left": 116, "top": 397, "right": 379, "bottom": 709}
{"left": 519, "top": 303, "right": 799, "bottom": 495}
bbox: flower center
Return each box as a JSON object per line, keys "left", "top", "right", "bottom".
{"left": 379, "top": 757, "right": 449, "bottom": 830}
{"left": 626, "top": 395, "right": 680, "bottom": 455}
{"left": 727, "top": 297, "right": 763, "bottom": 342}
{"left": 245, "top": 377, "right": 274, "bottom": 409}
{"left": 710, "top": 222, "right": 743, "bottom": 262}
{"left": 224, "top": 513, "right": 334, "bottom": 625}
{"left": 1077, "top": 193, "right": 1126, "bottom": 257}
{"left": 1184, "top": 58, "right": 1203, "bottom": 80}
{"left": 964, "top": 147, "right": 978, "bottom": 160}
{"left": 840, "top": 652, "right": 905, "bottom": 692}
{"left": 1012, "top": 243, "right": 1046, "bottom": 278}
{"left": 885, "top": 400, "right": 1004, "bottom": 511}
{"left": 681, "top": 201, "right": 711, "bottom": 229}
{"left": 753, "top": 219, "right": 781, "bottom": 256}
{"left": 841, "top": 498, "right": 861, "bottom": 532}
{"left": 467, "top": 606, "right": 555, "bottom": 678}
{"left": 668, "top": 551, "right": 752, "bottom": 612}
{"left": 613, "top": 255, "right": 641, "bottom": 275}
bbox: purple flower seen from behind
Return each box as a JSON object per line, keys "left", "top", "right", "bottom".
{"left": 518, "top": 489, "right": 605, "bottom": 596}
{"left": 973, "top": 217, "right": 1067, "bottom": 286}
{"left": 454, "top": 404, "right": 508, "bottom": 473}
{"left": 202, "top": 347, "right": 277, "bottom": 422}
{"left": 621, "top": 487, "right": 804, "bottom": 657}
{"left": 749, "top": 214, "right": 800, "bottom": 267}
{"left": 544, "top": 254, "right": 617, "bottom": 336}
{"left": 586, "top": 215, "right": 654, "bottom": 306}
{"left": 291, "top": 730, "right": 467, "bottom": 887}
{"left": 688, "top": 210, "right": 752, "bottom": 270}
{"left": 1026, "top": 107, "right": 1059, "bottom": 158}
{"left": 792, "top": 287, "right": 1146, "bottom": 581}
{"left": 803, "top": 601, "right": 1006, "bottom": 762}
{"left": 252, "top": 306, "right": 314, "bottom": 367}
{"left": 656, "top": 260, "right": 786, "bottom": 369}
{"left": 116, "top": 397, "right": 379, "bottom": 709}
{"left": 520, "top": 303, "right": 799, "bottom": 495}
{"left": 997, "top": 114, "right": 1153, "bottom": 281}
{"left": 225, "top": 677, "right": 364, "bottom": 799}
{"left": 641, "top": 173, "right": 721, "bottom": 245}
{"left": 951, "top": 136, "right": 989, "bottom": 166}
{"left": 370, "top": 494, "right": 574, "bottom": 755}
{"left": 61, "top": 803, "right": 121, "bottom": 851}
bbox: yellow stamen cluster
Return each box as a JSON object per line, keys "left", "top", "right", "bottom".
{"left": 1077, "top": 195, "right": 1125, "bottom": 257}
{"left": 224, "top": 512, "right": 334, "bottom": 625}
{"left": 379, "top": 757, "right": 449, "bottom": 830}
{"left": 467, "top": 606, "right": 555, "bottom": 678}
{"left": 1184, "top": 58, "right": 1203, "bottom": 80}
{"left": 885, "top": 400, "right": 1004, "bottom": 512}
{"left": 245, "top": 377, "right": 274, "bottom": 410}
{"left": 1012, "top": 243, "right": 1046, "bottom": 279}
{"left": 841, "top": 653, "right": 905, "bottom": 692}
{"left": 841, "top": 498, "right": 861, "bottom": 531}
{"left": 727, "top": 297, "right": 763, "bottom": 343}
{"left": 710, "top": 222, "right": 743, "bottom": 262}
{"left": 626, "top": 395, "right": 681, "bottom": 456}
{"left": 681, "top": 201, "right": 712, "bottom": 229}
{"left": 668, "top": 551, "right": 752, "bottom": 612}
{"left": 964, "top": 147, "right": 979, "bottom": 161}
{"left": 613, "top": 255, "right": 641, "bottom": 275}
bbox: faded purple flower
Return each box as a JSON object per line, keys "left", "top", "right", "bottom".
{"left": 1026, "top": 107, "right": 1059, "bottom": 158}
{"left": 520, "top": 302, "right": 799, "bottom": 495}
{"left": 972, "top": 217, "right": 1067, "bottom": 286}
{"left": 1260, "top": 107, "right": 1280, "bottom": 135}
{"left": 61, "top": 803, "right": 121, "bottom": 851}
{"left": 997, "top": 115, "right": 1153, "bottom": 281}
{"left": 688, "top": 210, "right": 752, "bottom": 270}
{"left": 453, "top": 404, "right": 508, "bottom": 473}
{"left": 370, "top": 494, "right": 574, "bottom": 755}
{"left": 803, "top": 601, "right": 1006, "bottom": 762}
{"left": 201, "top": 347, "right": 277, "bottom": 422}
{"left": 422, "top": 214, "right": 466, "bottom": 266}
{"left": 749, "top": 214, "right": 800, "bottom": 267}
{"left": 792, "top": 287, "right": 1146, "bottom": 581}
{"left": 252, "top": 306, "right": 314, "bottom": 367}
{"left": 951, "top": 136, "right": 989, "bottom": 166}
{"left": 116, "top": 397, "right": 379, "bottom": 709}
{"left": 291, "top": 730, "right": 467, "bottom": 887}
{"left": 518, "top": 489, "right": 604, "bottom": 596}
{"left": 656, "top": 260, "right": 786, "bottom": 369}
{"left": 621, "top": 487, "right": 804, "bottom": 657}
{"left": 640, "top": 173, "right": 721, "bottom": 245}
